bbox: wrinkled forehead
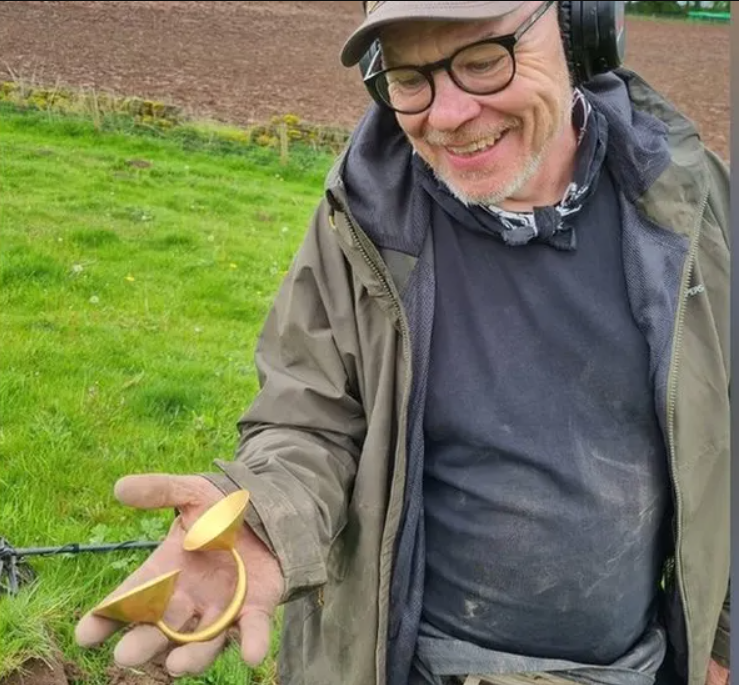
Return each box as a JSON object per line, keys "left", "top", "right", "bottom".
{"left": 379, "top": 9, "right": 527, "bottom": 66}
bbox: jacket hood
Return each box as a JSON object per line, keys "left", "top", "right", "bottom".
{"left": 326, "top": 68, "right": 705, "bottom": 257}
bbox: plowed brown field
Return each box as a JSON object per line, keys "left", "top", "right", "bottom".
{"left": 0, "top": 2, "right": 730, "bottom": 159}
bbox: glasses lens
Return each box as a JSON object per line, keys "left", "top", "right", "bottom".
{"left": 452, "top": 42, "right": 513, "bottom": 94}
{"left": 375, "top": 68, "right": 432, "bottom": 113}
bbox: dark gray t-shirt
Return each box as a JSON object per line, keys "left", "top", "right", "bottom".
{"left": 420, "top": 109, "right": 671, "bottom": 668}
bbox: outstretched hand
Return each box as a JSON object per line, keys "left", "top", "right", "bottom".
{"left": 75, "top": 474, "right": 284, "bottom": 677}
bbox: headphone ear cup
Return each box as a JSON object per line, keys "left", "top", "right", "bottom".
{"left": 595, "top": 1, "right": 626, "bottom": 76}
{"left": 557, "top": 0, "right": 578, "bottom": 84}
{"left": 559, "top": 2, "right": 625, "bottom": 86}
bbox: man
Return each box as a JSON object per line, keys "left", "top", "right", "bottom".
{"left": 75, "top": 2, "right": 730, "bottom": 685}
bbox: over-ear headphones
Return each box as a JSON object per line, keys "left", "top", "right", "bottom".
{"left": 358, "top": 1, "right": 625, "bottom": 89}
{"left": 558, "top": 1, "right": 625, "bottom": 84}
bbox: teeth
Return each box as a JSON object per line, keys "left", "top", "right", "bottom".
{"left": 448, "top": 130, "right": 506, "bottom": 155}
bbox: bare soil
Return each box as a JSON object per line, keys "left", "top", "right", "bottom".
{"left": 1, "top": 658, "right": 69, "bottom": 685}
{"left": 1, "top": 654, "right": 173, "bottom": 685}
{"left": 0, "top": 2, "right": 730, "bottom": 159}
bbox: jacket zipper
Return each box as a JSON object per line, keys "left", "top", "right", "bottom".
{"left": 328, "top": 203, "right": 408, "bottom": 335}
{"left": 328, "top": 199, "right": 413, "bottom": 685}
{"left": 665, "top": 182, "right": 709, "bottom": 683}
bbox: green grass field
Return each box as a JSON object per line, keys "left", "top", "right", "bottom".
{"left": 0, "top": 104, "right": 338, "bottom": 683}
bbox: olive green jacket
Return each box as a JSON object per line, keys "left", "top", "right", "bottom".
{"left": 206, "top": 69, "right": 729, "bottom": 685}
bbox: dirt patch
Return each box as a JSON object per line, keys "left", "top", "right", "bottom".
{"left": 103, "top": 662, "right": 172, "bottom": 685}
{"left": 1, "top": 654, "right": 87, "bottom": 685}
{"left": 0, "top": 2, "right": 729, "bottom": 160}
{"left": 1, "top": 654, "right": 173, "bottom": 685}
{"left": 1, "top": 658, "right": 68, "bottom": 685}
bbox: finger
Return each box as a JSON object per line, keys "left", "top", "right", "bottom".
{"left": 75, "top": 611, "right": 124, "bottom": 648}
{"left": 238, "top": 609, "right": 273, "bottom": 667}
{"left": 113, "top": 592, "right": 195, "bottom": 668}
{"left": 113, "top": 624, "right": 171, "bottom": 668}
{"left": 75, "top": 539, "right": 181, "bottom": 647}
{"left": 114, "top": 474, "right": 203, "bottom": 510}
{"left": 164, "top": 607, "right": 229, "bottom": 677}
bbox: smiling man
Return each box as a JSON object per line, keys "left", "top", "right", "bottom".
{"left": 338, "top": 6, "right": 729, "bottom": 682}
{"left": 75, "top": 3, "right": 729, "bottom": 685}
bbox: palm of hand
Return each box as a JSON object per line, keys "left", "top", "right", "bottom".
{"left": 75, "top": 475, "right": 284, "bottom": 677}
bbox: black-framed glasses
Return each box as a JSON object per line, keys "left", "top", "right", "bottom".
{"left": 364, "top": 0, "right": 556, "bottom": 114}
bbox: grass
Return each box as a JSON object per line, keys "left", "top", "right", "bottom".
{"left": 0, "top": 582, "right": 70, "bottom": 676}
{"left": 0, "top": 102, "right": 339, "bottom": 683}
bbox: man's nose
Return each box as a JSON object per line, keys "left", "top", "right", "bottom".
{"left": 424, "top": 71, "right": 483, "bottom": 131}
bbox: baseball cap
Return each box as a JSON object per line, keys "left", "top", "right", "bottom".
{"left": 341, "top": 1, "right": 526, "bottom": 67}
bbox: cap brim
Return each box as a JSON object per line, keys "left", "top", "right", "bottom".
{"left": 341, "top": 1, "right": 525, "bottom": 67}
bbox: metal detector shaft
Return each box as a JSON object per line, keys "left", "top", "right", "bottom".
{"left": 0, "top": 537, "right": 161, "bottom": 596}
{"left": 9, "top": 541, "right": 159, "bottom": 557}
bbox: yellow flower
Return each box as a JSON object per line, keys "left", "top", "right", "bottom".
{"left": 125, "top": 275, "right": 135, "bottom": 282}
{"left": 229, "top": 263, "right": 238, "bottom": 269}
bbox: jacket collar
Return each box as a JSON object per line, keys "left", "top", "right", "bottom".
{"left": 325, "top": 68, "right": 710, "bottom": 254}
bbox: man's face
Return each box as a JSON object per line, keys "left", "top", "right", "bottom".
{"left": 379, "top": 2, "right": 573, "bottom": 207}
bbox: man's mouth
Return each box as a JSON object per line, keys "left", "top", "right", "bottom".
{"left": 445, "top": 129, "right": 511, "bottom": 157}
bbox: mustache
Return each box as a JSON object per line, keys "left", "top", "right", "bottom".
{"left": 423, "top": 119, "right": 520, "bottom": 147}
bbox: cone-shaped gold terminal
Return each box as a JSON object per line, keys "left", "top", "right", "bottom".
{"left": 92, "top": 569, "right": 180, "bottom": 624}
{"left": 183, "top": 490, "right": 250, "bottom": 553}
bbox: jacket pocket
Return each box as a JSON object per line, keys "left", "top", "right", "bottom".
{"left": 303, "top": 586, "right": 324, "bottom": 622}
{"left": 326, "top": 527, "right": 349, "bottom": 583}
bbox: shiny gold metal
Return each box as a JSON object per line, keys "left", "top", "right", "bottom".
{"left": 91, "top": 490, "right": 250, "bottom": 644}
{"left": 182, "top": 489, "right": 249, "bottom": 554}
{"left": 92, "top": 569, "right": 180, "bottom": 624}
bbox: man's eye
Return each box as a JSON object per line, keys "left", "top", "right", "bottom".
{"left": 389, "top": 71, "right": 425, "bottom": 90}
{"left": 463, "top": 57, "right": 504, "bottom": 75}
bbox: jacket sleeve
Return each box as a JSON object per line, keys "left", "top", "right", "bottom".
{"left": 203, "top": 198, "right": 367, "bottom": 603}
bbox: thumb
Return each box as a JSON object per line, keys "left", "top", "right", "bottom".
{"left": 114, "top": 473, "right": 210, "bottom": 510}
